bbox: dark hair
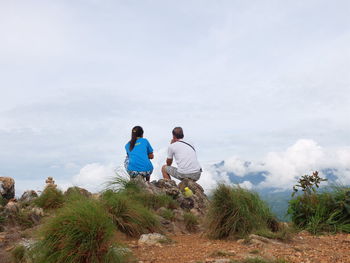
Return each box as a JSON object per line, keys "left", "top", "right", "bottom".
{"left": 172, "top": 127, "right": 184, "bottom": 139}
{"left": 129, "top": 126, "right": 144, "bottom": 151}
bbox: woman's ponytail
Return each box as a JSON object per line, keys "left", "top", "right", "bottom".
{"left": 129, "top": 126, "right": 144, "bottom": 151}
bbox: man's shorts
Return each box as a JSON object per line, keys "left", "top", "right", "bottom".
{"left": 165, "top": 166, "right": 201, "bottom": 181}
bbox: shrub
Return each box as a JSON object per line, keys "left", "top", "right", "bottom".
{"left": 101, "top": 190, "right": 159, "bottom": 237}
{"left": 206, "top": 184, "right": 278, "bottom": 239}
{"left": 31, "top": 198, "right": 130, "bottom": 263}
{"left": 288, "top": 186, "right": 350, "bottom": 234}
{"left": 34, "top": 187, "right": 65, "bottom": 210}
{"left": 184, "top": 212, "right": 199, "bottom": 232}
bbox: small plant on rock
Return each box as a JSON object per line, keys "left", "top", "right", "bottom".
{"left": 184, "top": 212, "right": 199, "bottom": 232}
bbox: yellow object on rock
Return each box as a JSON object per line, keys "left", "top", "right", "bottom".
{"left": 184, "top": 187, "right": 193, "bottom": 197}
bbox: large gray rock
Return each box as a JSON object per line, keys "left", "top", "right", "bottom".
{"left": 0, "top": 177, "right": 15, "bottom": 200}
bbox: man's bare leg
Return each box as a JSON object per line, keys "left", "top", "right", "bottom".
{"left": 161, "top": 165, "right": 171, "bottom": 180}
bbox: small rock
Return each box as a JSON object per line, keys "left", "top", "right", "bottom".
{"left": 138, "top": 233, "right": 168, "bottom": 246}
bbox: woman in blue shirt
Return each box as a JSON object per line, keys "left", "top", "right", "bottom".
{"left": 124, "top": 126, "right": 154, "bottom": 181}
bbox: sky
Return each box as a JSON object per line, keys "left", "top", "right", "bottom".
{"left": 0, "top": 0, "right": 349, "bottom": 195}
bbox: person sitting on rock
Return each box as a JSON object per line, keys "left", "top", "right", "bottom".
{"left": 161, "top": 127, "right": 202, "bottom": 181}
{"left": 125, "top": 126, "right": 154, "bottom": 182}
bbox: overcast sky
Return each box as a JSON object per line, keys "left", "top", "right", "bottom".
{"left": 1, "top": 0, "right": 349, "bottom": 194}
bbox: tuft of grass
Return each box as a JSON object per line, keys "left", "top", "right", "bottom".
{"left": 210, "top": 250, "right": 235, "bottom": 257}
{"left": 183, "top": 212, "right": 199, "bottom": 232}
{"left": 101, "top": 190, "right": 160, "bottom": 237}
{"left": 288, "top": 186, "right": 350, "bottom": 234}
{"left": 206, "top": 184, "right": 278, "bottom": 239}
{"left": 138, "top": 193, "right": 179, "bottom": 210}
{"left": 11, "top": 245, "right": 27, "bottom": 263}
{"left": 159, "top": 208, "right": 175, "bottom": 221}
{"left": 31, "top": 197, "right": 131, "bottom": 263}
{"left": 253, "top": 226, "right": 293, "bottom": 242}
{"left": 34, "top": 187, "right": 65, "bottom": 210}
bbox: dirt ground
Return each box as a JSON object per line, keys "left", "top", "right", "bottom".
{"left": 128, "top": 232, "right": 350, "bottom": 263}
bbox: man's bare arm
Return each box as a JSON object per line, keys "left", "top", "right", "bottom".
{"left": 166, "top": 158, "right": 173, "bottom": 166}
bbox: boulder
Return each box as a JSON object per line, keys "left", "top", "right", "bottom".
{"left": 19, "top": 190, "right": 38, "bottom": 203}
{"left": 65, "top": 187, "right": 92, "bottom": 198}
{"left": 138, "top": 233, "right": 168, "bottom": 246}
{"left": 0, "top": 177, "right": 15, "bottom": 200}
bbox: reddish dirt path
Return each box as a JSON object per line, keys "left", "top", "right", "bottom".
{"left": 128, "top": 232, "right": 350, "bottom": 263}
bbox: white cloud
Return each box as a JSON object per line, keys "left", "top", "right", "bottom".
{"left": 239, "top": 181, "right": 253, "bottom": 190}
{"left": 71, "top": 163, "right": 116, "bottom": 192}
{"left": 219, "top": 139, "right": 350, "bottom": 190}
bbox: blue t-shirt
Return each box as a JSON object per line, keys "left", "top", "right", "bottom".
{"left": 125, "top": 138, "right": 154, "bottom": 172}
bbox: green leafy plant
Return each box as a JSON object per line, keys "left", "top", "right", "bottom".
{"left": 292, "top": 171, "right": 327, "bottom": 197}
{"left": 205, "top": 184, "right": 278, "bottom": 239}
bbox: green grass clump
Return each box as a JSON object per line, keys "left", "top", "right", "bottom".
{"left": 206, "top": 184, "right": 278, "bottom": 239}
{"left": 34, "top": 187, "right": 65, "bottom": 210}
{"left": 31, "top": 198, "right": 130, "bottom": 263}
{"left": 137, "top": 192, "right": 179, "bottom": 210}
{"left": 184, "top": 212, "right": 199, "bottom": 232}
{"left": 101, "top": 190, "right": 159, "bottom": 237}
{"left": 159, "top": 208, "right": 175, "bottom": 221}
{"left": 288, "top": 186, "right": 350, "bottom": 234}
{"left": 11, "top": 245, "right": 27, "bottom": 263}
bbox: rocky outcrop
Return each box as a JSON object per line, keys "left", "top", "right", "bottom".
{"left": 0, "top": 177, "right": 15, "bottom": 200}
{"left": 132, "top": 177, "right": 209, "bottom": 216}
{"left": 19, "top": 190, "right": 38, "bottom": 203}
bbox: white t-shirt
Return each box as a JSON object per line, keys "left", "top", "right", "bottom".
{"left": 167, "top": 140, "right": 201, "bottom": 174}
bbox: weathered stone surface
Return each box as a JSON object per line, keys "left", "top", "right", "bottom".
{"left": 152, "top": 179, "right": 180, "bottom": 197}
{"left": 0, "top": 177, "right": 15, "bottom": 200}
{"left": 138, "top": 233, "right": 167, "bottom": 246}
{"left": 4, "top": 200, "right": 19, "bottom": 214}
{"left": 19, "top": 190, "right": 38, "bottom": 203}
{"left": 65, "top": 186, "right": 92, "bottom": 197}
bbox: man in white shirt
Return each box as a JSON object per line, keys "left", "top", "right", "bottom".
{"left": 161, "top": 127, "right": 202, "bottom": 181}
